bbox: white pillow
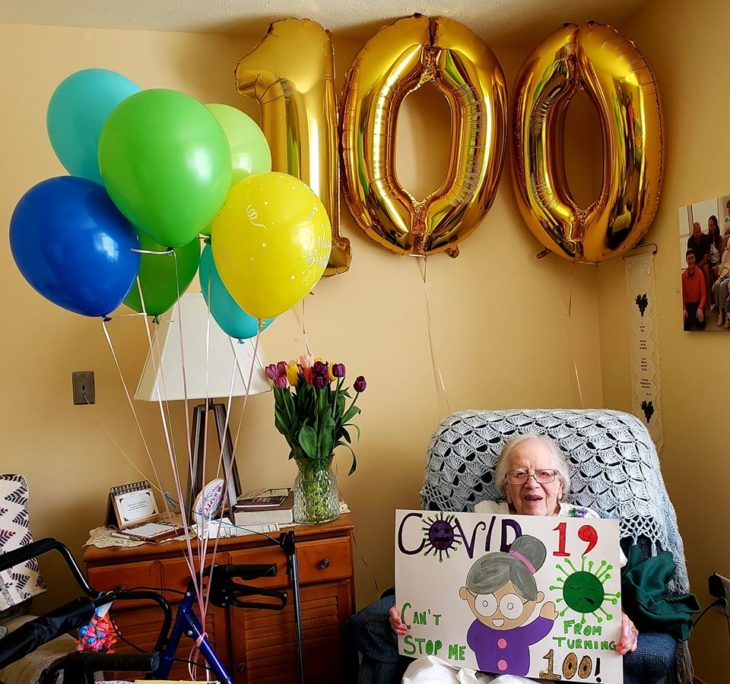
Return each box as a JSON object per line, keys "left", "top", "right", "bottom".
{"left": 0, "top": 475, "right": 47, "bottom": 612}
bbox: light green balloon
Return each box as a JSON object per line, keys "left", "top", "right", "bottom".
{"left": 99, "top": 89, "right": 231, "bottom": 248}
{"left": 206, "top": 104, "right": 271, "bottom": 185}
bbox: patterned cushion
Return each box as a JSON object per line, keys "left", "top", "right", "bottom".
{"left": 0, "top": 475, "right": 46, "bottom": 611}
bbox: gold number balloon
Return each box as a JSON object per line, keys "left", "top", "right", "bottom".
{"left": 235, "top": 18, "right": 350, "bottom": 276}
{"left": 512, "top": 22, "right": 663, "bottom": 263}
{"left": 340, "top": 15, "right": 507, "bottom": 257}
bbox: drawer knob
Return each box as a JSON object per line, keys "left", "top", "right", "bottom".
{"left": 319, "top": 558, "right": 331, "bottom": 569}
{"left": 238, "top": 662, "right": 246, "bottom": 672}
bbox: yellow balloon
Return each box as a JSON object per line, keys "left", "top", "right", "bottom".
{"left": 211, "top": 172, "right": 332, "bottom": 319}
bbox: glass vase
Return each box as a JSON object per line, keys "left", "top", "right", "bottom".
{"left": 293, "top": 458, "right": 340, "bottom": 524}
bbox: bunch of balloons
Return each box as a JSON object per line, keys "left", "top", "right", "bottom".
{"left": 9, "top": 68, "right": 332, "bottom": 337}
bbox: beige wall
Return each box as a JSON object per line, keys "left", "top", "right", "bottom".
{"left": 12, "top": 7, "right": 729, "bottom": 680}
{"left": 596, "top": 2, "right": 730, "bottom": 680}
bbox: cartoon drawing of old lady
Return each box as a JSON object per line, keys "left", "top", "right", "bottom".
{"left": 458, "top": 534, "right": 556, "bottom": 676}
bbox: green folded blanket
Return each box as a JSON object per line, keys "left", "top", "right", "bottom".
{"left": 621, "top": 545, "right": 700, "bottom": 641}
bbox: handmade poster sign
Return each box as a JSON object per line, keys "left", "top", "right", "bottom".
{"left": 395, "top": 510, "right": 623, "bottom": 683}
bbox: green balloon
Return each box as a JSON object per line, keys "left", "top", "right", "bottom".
{"left": 124, "top": 235, "right": 201, "bottom": 316}
{"left": 99, "top": 89, "right": 231, "bottom": 247}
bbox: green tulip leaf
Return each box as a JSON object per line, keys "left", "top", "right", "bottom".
{"left": 320, "top": 430, "right": 334, "bottom": 460}
{"left": 341, "top": 405, "right": 360, "bottom": 425}
{"left": 298, "top": 425, "right": 317, "bottom": 459}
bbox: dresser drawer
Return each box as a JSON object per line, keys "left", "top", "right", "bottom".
{"left": 161, "top": 552, "right": 231, "bottom": 594}
{"left": 296, "top": 536, "right": 352, "bottom": 584}
{"left": 88, "top": 559, "right": 162, "bottom": 592}
{"left": 88, "top": 559, "right": 165, "bottom": 610}
{"left": 228, "top": 536, "right": 353, "bottom": 589}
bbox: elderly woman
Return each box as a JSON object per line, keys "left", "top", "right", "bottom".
{"left": 389, "top": 433, "right": 639, "bottom": 683}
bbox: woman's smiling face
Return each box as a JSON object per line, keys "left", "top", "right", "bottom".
{"left": 504, "top": 439, "right": 563, "bottom": 517}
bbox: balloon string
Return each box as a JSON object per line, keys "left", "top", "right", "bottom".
{"left": 136, "top": 278, "right": 202, "bottom": 605}
{"left": 232, "top": 330, "right": 261, "bottom": 452}
{"left": 81, "top": 395, "right": 164, "bottom": 493}
{"left": 99, "top": 318, "right": 165, "bottom": 497}
{"left": 567, "top": 264, "right": 585, "bottom": 409}
{"left": 193, "top": 271, "right": 214, "bottom": 622}
{"left": 137, "top": 277, "right": 180, "bottom": 486}
{"left": 131, "top": 247, "right": 174, "bottom": 255}
{"left": 134, "top": 277, "right": 176, "bottom": 516}
{"left": 201, "top": 343, "right": 239, "bottom": 619}
{"left": 417, "top": 257, "right": 451, "bottom": 416}
{"left": 292, "top": 298, "right": 312, "bottom": 355}
{"left": 197, "top": 273, "right": 239, "bottom": 623}
{"left": 172, "top": 251, "right": 195, "bottom": 498}
{"left": 170, "top": 251, "right": 210, "bottom": 624}
{"left": 200, "top": 330, "right": 262, "bottom": 617}
{"left": 102, "top": 314, "right": 201, "bottom": 594}
{"left": 109, "top": 311, "right": 153, "bottom": 318}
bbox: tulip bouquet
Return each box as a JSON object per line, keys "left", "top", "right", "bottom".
{"left": 265, "top": 355, "right": 366, "bottom": 523}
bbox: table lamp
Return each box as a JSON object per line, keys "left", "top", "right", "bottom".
{"left": 135, "top": 292, "right": 270, "bottom": 514}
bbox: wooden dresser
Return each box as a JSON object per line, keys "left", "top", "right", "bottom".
{"left": 83, "top": 514, "right": 355, "bottom": 682}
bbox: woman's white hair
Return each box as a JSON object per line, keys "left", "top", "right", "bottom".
{"left": 494, "top": 433, "right": 571, "bottom": 496}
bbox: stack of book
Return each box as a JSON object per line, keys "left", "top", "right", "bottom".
{"left": 234, "top": 489, "right": 294, "bottom": 526}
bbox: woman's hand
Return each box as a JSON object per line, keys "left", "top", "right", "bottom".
{"left": 389, "top": 605, "right": 408, "bottom": 636}
{"left": 615, "top": 611, "right": 639, "bottom": 655}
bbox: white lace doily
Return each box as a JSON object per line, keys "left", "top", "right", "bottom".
{"left": 85, "top": 503, "right": 351, "bottom": 549}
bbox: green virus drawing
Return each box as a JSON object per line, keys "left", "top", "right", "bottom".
{"left": 550, "top": 558, "right": 621, "bottom": 623}
{"left": 421, "top": 513, "right": 463, "bottom": 562}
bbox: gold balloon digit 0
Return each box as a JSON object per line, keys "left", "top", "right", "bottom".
{"left": 235, "top": 18, "right": 351, "bottom": 276}
{"left": 512, "top": 21, "right": 663, "bottom": 263}
{"left": 340, "top": 15, "right": 507, "bottom": 257}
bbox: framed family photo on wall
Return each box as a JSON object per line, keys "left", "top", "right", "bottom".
{"left": 678, "top": 194, "right": 730, "bottom": 332}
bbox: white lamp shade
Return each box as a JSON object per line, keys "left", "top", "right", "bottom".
{"left": 135, "top": 293, "right": 271, "bottom": 401}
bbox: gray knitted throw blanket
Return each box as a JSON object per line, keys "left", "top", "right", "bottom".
{"left": 420, "top": 409, "right": 689, "bottom": 595}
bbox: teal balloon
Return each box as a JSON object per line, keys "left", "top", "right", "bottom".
{"left": 47, "top": 69, "right": 140, "bottom": 184}
{"left": 199, "top": 244, "right": 273, "bottom": 339}
{"left": 98, "top": 89, "right": 232, "bottom": 248}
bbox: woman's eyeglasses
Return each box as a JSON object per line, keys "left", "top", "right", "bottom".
{"left": 507, "top": 469, "right": 558, "bottom": 485}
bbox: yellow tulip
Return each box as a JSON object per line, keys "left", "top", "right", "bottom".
{"left": 286, "top": 362, "right": 299, "bottom": 387}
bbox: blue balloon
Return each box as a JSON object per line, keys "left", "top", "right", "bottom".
{"left": 10, "top": 177, "right": 140, "bottom": 317}
{"left": 47, "top": 69, "right": 140, "bottom": 184}
{"left": 199, "top": 244, "right": 273, "bottom": 339}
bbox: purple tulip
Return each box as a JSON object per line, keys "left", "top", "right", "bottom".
{"left": 312, "top": 360, "right": 328, "bottom": 378}
{"left": 265, "top": 364, "right": 277, "bottom": 380}
{"left": 313, "top": 375, "right": 328, "bottom": 390}
{"left": 275, "top": 375, "right": 287, "bottom": 389}
{"left": 276, "top": 361, "right": 287, "bottom": 377}
{"left": 332, "top": 363, "right": 346, "bottom": 378}
{"left": 354, "top": 376, "right": 366, "bottom": 393}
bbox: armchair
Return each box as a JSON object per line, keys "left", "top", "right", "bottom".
{"left": 346, "top": 409, "right": 693, "bottom": 684}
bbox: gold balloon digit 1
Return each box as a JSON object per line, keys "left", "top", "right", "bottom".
{"left": 340, "top": 15, "right": 507, "bottom": 257}
{"left": 512, "top": 21, "right": 663, "bottom": 263}
{"left": 235, "top": 18, "right": 351, "bottom": 276}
